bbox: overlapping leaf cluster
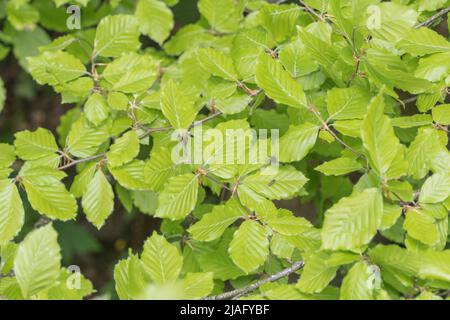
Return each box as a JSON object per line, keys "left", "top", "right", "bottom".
{"left": 0, "top": 0, "right": 450, "bottom": 300}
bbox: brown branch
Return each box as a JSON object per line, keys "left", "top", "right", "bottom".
{"left": 205, "top": 260, "right": 304, "bottom": 300}
{"left": 202, "top": 173, "right": 231, "bottom": 191}
{"left": 416, "top": 7, "right": 450, "bottom": 28}
{"left": 58, "top": 112, "right": 224, "bottom": 171}
{"left": 299, "top": 0, "right": 325, "bottom": 22}
{"left": 58, "top": 153, "right": 105, "bottom": 170}
{"left": 33, "top": 216, "right": 53, "bottom": 229}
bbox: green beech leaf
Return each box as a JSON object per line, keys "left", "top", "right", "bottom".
{"left": 197, "top": 0, "right": 242, "bottom": 33}
{"left": 84, "top": 93, "right": 109, "bottom": 126}
{"left": 94, "top": 15, "right": 140, "bottom": 58}
{"left": 296, "top": 251, "right": 338, "bottom": 294}
{"left": 66, "top": 116, "right": 110, "bottom": 158}
{"left": 155, "top": 173, "right": 199, "bottom": 220}
{"left": 432, "top": 104, "right": 450, "bottom": 125}
{"left": 82, "top": 170, "right": 114, "bottom": 229}
{"left": 135, "top": 0, "right": 174, "bottom": 45}
{"left": 114, "top": 253, "right": 147, "bottom": 300}
{"left": 327, "top": 86, "right": 371, "bottom": 120}
{"left": 242, "top": 166, "right": 308, "bottom": 200}
{"left": 404, "top": 207, "right": 440, "bottom": 246}
{"left": 144, "top": 147, "right": 176, "bottom": 192}
{"left": 419, "top": 172, "right": 450, "bottom": 204}
{"left": 197, "top": 47, "right": 238, "bottom": 82}
{"left": 22, "top": 169, "right": 78, "bottom": 220}
{"left": 340, "top": 261, "right": 376, "bottom": 300}
{"left": 14, "top": 224, "right": 61, "bottom": 298}
{"left": 361, "top": 95, "right": 400, "bottom": 176}
{"left": 141, "top": 232, "right": 183, "bottom": 283}
{"left": 179, "top": 272, "right": 214, "bottom": 299}
{"left": 28, "top": 51, "right": 86, "bottom": 86}
{"left": 0, "top": 180, "right": 24, "bottom": 245}
{"left": 315, "top": 157, "right": 363, "bottom": 176}
{"left": 0, "top": 143, "right": 15, "bottom": 168}
{"left": 321, "top": 188, "right": 383, "bottom": 251}
{"left": 107, "top": 130, "right": 140, "bottom": 168}
{"left": 260, "top": 3, "right": 300, "bottom": 43}
{"left": 279, "top": 123, "right": 319, "bottom": 162}
{"left": 228, "top": 220, "right": 269, "bottom": 274}
{"left": 256, "top": 53, "right": 307, "bottom": 109}
{"left": 398, "top": 28, "right": 450, "bottom": 56}
{"left": 188, "top": 199, "right": 246, "bottom": 241}
{"left": 160, "top": 80, "right": 197, "bottom": 129}
{"left": 15, "top": 128, "right": 58, "bottom": 161}
{"left": 103, "top": 52, "right": 158, "bottom": 93}
{"left": 109, "top": 160, "right": 150, "bottom": 191}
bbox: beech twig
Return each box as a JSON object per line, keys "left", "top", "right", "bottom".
{"left": 205, "top": 260, "right": 304, "bottom": 300}
{"left": 416, "top": 7, "right": 450, "bottom": 28}
{"left": 58, "top": 112, "right": 223, "bottom": 171}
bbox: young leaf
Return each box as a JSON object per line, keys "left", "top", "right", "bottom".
{"left": 107, "top": 130, "right": 140, "bottom": 168}
{"left": 361, "top": 95, "right": 400, "bottom": 176}
{"left": 179, "top": 272, "right": 214, "bottom": 300}
{"left": 404, "top": 207, "right": 440, "bottom": 246}
{"left": 155, "top": 173, "right": 199, "bottom": 220}
{"left": 197, "top": 47, "right": 238, "bottom": 82}
{"left": 102, "top": 52, "right": 158, "bottom": 93}
{"left": 315, "top": 157, "right": 363, "bottom": 176}
{"left": 135, "top": 0, "right": 174, "bottom": 45}
{"left": 114, "top": 253, "right": 147, "bottom": 300}
{"left": 188, "top": 200, "right": 246, "bottom": 241}
{"left": 197, "top": 0, "right": 242, "bottom": 33}
{"left": 160, "top": 80, "right": 197, "bottom": 129}
{"left": 109, "top": 160, "right": 150, "bottom": 191}
{"left": 242, "top": 166, "right": 308, "bottom": 200}
{"left": 144, "top": 147, "right": 176, "bottom": 192}
{"left": 22, "top": 170, "right": 78, "bottom": 221}
{"left": 82, "top": 170, "right": 114, "bottom": 229}
{"left": 255, "top": 53, "right": 307, "bottom": 109}
{"left": 398, "top": 28, "right": 450, "bottom": 56}
{"left": 340, "top": 261, "right": 376, "bottom": 300}
{"left": 296, "top": 251, "right": 338, "bottom": 294}
{"left": 321, "top": 188, "right": 383, "bottom": 251}
{"left": 28, "top": 51, "right": 86, "bottom": 86}
{"left": 228, "top": 220, "right": 269, "bottom": 274}
{"left": 14, "top": 128, "right": 58, "bottom": 161}
{"left": 66, "top": 116, "right": 110, "bottom": 158}
{"left": 84, "top": 93, "right": 109, "bottom": 126}
{"left": 279, "top": 123, "right": 319, "bottom": 162}
{"left": 0, "top": 180, "right": 24, "bottom": 245}
{"left": 419, "top": 172, "right": 450, "bottom": 204}
{"left": 14, "top": 224, "right": 61, "bottom": 298}
{"left": 94, "top": 15, "right": 140, "bottom": 58}
{"left": 141, "top": 232, "right": 183, "bottom": 284}
{"left": 326, "top": 86, "right": 371, "bottom": 120}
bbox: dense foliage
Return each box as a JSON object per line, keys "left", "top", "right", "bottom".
{"left": 0, "top": 0, "right": 450, "bottom": 300}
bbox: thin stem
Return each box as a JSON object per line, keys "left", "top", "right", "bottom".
{"left": 138, "top": 126, "right": 172, "bottom": 139}
{"left": 33, "top": 216, "right": 53, "bottom": 229}
{"left": 416, "top": 7, "right": 450, "bottom": 28}
{"left": 309, "top": 105, "right": 367, "bottom": 160}
{"left": 0, "top": 271, "right": 14, "bottom": 279}
{"left": 190, "top": 111, "right": 223, "bottom": 129}
{"left": 202, "top": 173, "right": 231, "bottom": 191}
{"left": 299, "top": 0, "right": 325, "bottom": 22}
{"left": 58, "top": 153, "right": 105, "bottom": 170}
{"left": 205, "top": 260, "right": 305, "bottom": 300}
{"left": 59, "top": 112, "right": 223, "bottom": 171}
